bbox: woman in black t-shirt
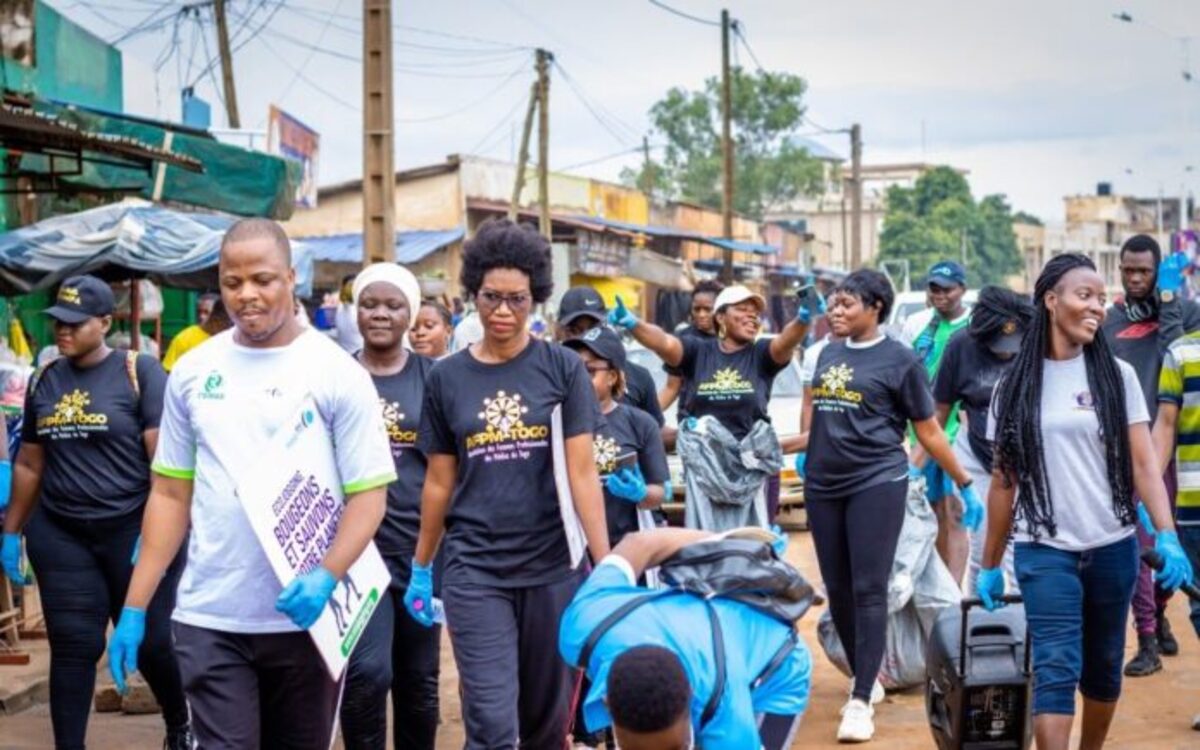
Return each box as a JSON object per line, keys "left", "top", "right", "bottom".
{"left": 340, "top": 263, "right": 441, "bottom": 749}
{"left": 614, "top": 284, "right": 811, "bottom": 528}
{"left": 658, "top": 279, "right": 723, "bottom": 417}
{"left": 564, "top": 326, "right": 670, "bottom": 548}
{"left": 931, "top": 286, "right": 1032, "bottom": 592}
{"left": 795, "top": 269, "right": 980, "bottom": 743}
{"left": 0, "top": 275, "right": 191, "bottom": 749}
{"left": 407, "top": 220, "right": 610, "bottom": 748}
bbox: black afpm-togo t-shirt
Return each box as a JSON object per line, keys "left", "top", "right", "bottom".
{"left": 805, "top": 338, "right": 934, "bottom": 497}
{"left": 677, "top": 336, "right": 787, "bottom": 440}
{"left": 418, "top": 338, "right": 597, "bottom": 588}
{"left": 23, "top": 351, "right": 167, "bottom": 519}
{"left": 593, "top": 403, "right": 669, "bottom": 547}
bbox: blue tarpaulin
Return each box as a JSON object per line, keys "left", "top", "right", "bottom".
{"left": 0, "top": 199, "right": 314, "bottom": 296}
{"left": 298, "top": 228, "right": 465, "bottom": 265}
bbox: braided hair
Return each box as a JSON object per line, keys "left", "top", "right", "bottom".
{"left": 991, "top": 253, "right": 1135, "bottom": 538}
{"left": 969, "top": 286, "right": 1033, "bottom": 343}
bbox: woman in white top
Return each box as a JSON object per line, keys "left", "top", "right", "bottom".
{"left": 980, "top": 252, "right": 1193, "bottom": 750}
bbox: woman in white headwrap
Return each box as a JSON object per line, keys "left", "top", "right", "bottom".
{"left": 340, "top": 263, "right": 443, "bottom": 749}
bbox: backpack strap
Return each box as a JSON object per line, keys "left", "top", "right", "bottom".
{"left": 27, "top": 357, "right": 61, "bottom": 400}
{"left": 750, "top": 628, "right": 798, "bottom": 691}
{"left": 699, "top": 599, "right": 726, "bottom": 728}
{"left": 124, "top": 350, "right": 141, "bottom": 399}
{"left": 576, "top": 592, "right": 664, "bottom": 671}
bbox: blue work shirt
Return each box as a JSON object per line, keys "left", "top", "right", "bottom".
{"left": 558, "top": 557, "right": 812, "bottom": 749}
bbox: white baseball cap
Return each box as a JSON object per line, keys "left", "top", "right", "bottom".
{"left": 713, "top": 285, "right": 766, "bottom": 313}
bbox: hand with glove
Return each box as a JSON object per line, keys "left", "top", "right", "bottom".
{"left": 606, "top": 466, "right": 648, "bottom": 504}
{"left": 796, "top": 289, "right": 827, "bottom": 325}
{"left": 793, "top": 452, "right": 806, "bottom": 479}
{"left": 977, "top": 567, "right": 1006, "bottom": 611}
{"left": 1157, "top": 251, "right": 1188, "bottom": 296}
{"left": 959, "top": 484, "right": 985, "bottom": 533}
{"left": 1154, "top": 530, "right": 1195, "bottom": 592}
{"left": 405, "top": 559, "right": 437, "bottom": 628}
{"left": 0, "top": 459, "right": 10, "bottom": 512}
{"left": 923, "top": 462, "right": 952, "bottom": 505}
{"left": 680, "top": 416, "right": 699, "bottom": 432}
{"left": 275, "top": 566, "right": 338, "bottom": 629}
{"left": 1, "top": 532, "right": 29, "bottom": 586}
{"left": 107, "top": 606, "right": 146, "bottom": 695}
{"left": 769, "top": 524, "right": 789, "bottom": 557}
{"left": 607, "top": 296, "right": 639, "bottom": 331}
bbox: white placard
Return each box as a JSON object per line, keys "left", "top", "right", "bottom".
{"left": 552, "top": 404, "right": 588, "bottom": 568}
{"left": 234, "top": 394, "right": 390, "bottom": 680}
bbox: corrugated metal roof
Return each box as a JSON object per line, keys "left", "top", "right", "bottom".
{"left": 298, "top": 228, "right": 465, "bottom": 264}
{"left": 576, "top": 216, "right": 780, "bottom": 255}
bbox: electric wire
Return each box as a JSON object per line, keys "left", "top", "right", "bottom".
{"left": 647, "top": 0, "right": 720, "bottom": 27}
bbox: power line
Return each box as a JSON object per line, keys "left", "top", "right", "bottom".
{"left": 188, "top": 0, "right": 286, "bottom": 88}
{"left": 733, "top": 22, "right": 765, "bottom": 72}
{"left": 467, "top": 94, "right": 529, "bottom": 156}
{"left": 255, "top": 32, "right": 358, "bottom": 110}
{"left": 282, "top": 3, "right": 531, "bottom": 51}
{"left": 271, "top": 0, "right": 346, "bottom": 109}
{"left": 553, "top": 60, "right": 643, "bottom": 147}
{"left": 647, "top": 0, "right": 720, "bottom": 27}
{"left": 559, "top": 144, "right": 663, "bottom": 172}
{"left": 396, "top": 60, "right": 530, "bottom": 124}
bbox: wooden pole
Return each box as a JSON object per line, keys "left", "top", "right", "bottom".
{"left": 720, "top": 9, "right": 734, "bottom": 283}
{"left": 508, "top": 80, "right": 539, "bottom": 222}
{"left": 363, "top": 0, "right": 396, "bottom": 263}
{"left": 849, "top": 122, "right": 863, "bottom": 269}
{"left": 212, "top": 0, "right": 241, "bottom": 129}
{"left": 536, "top": 49, "right": 552, "bottom": 240}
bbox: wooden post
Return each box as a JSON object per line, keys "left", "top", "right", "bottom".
{"left": 720, "top": 8, "right": 734, "bottom": 283}
{"left": 363, "top": 0, "right": 396, "bottom": 264}
{"left": 536, "top": 49, "right": 552, "bottom": 240}
{"left": 212, "top": 0, "right": 241, "bottom": 128}
{"left": 509, "top": 80, "right": 539, "bottom": 222}
{"left": 849, "top": 123, "right": 863, "bottom": 269}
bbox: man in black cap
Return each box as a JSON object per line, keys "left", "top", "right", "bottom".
{"left": 1104, "top": 234, "right": 1200, "bottom": 678}
{"left": 556, "top": 287, "right": 664, "bottom": 427}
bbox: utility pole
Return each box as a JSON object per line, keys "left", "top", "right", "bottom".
{"left": 720, "top": 9, "right": 734, "bottom": 283}
{"left": 212, "top": 0, "right": 240, "bottom": 128}
{"left": 508, "top": 80, "right": 538, "bottom": 222}
{"left": 849, "top": 122, "right": 863, "bottom": 269}
{"left": 536, "top": 48, "right": 552, "bottom": 240}
{"left": 641, "top": 135, "right": 654, "bottom": 201}
{"left": 363, "top": 0, "right": 396, "bottom": 263}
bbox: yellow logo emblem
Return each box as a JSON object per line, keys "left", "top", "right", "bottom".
{"left": 593, "top": 434, "right": 620, "bottom": 474}
{"left": 38, "top": 389, "right": 109, "bottom": 431}
{"left": 57, "top": 286, "right": 80, "bottom": 305}
{"left": 380, "top": 398, "right": 416, "bottom": 446}
{"left": 466, "top": 390, "right": 548, "bottom": 450}
{"left": 697, "top": 367, "right": 754, "bottom": 397}
{"left": 820, "top": 363, "right": 854, "bottom": 394}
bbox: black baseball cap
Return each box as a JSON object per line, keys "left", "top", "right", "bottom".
{"left": 563, "top": 326, "right": 626, "bottom": 371}
{"left": 557, "top": 286, "right": 607, "bottom": 325}
{"left": 927, "top": 260, "right": 967, "bottom": 289}
{"left": 44, "top": 275, "right": 115, "bottom": 323}
{"left": 988, "top": 319, "right": 1025, "bottom": 357}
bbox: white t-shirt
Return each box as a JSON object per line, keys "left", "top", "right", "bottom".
{"left": 987, "top": 354, "right": 1148, "bottom": 551}
{"left": 334, "top": 302, "right": 364, "bottom": 353}
{"left": 799, "top": 336, "right": 831, "bottom": 386}
{"left": 154, "top": 329, "right": 396, "bottom": 633}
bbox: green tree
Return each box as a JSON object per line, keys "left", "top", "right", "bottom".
{"left": 620, "top": 68, "right": 824, "bottom": 219}
{"left": 878, "top": 167, "right": 1021, "bottom": 286}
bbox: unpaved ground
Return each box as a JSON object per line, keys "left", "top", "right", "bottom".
{"left": 3, "top": 530, "right": 1199, "bottom": 748}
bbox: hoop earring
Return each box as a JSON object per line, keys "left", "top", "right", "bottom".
{"left": 718, "top": 323, "right": 727, "bottom": 339}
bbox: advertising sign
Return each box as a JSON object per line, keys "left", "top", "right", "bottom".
{"left": 267, "top": 105, "right": 320, "bottom": 209}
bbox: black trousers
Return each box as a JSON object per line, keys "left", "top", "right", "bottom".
{"left": 172, "top": 622, "right": 342, "bottom": 750}
{"left": 807, "top": 477, "right": 908, "bottom": 702}
{"left": 444, "top": 572, "right": 582, "bottom": 750}
{"left": 25, "top": 505, "right": 187, "bottom": 750}
{"left": 341, "top": 586, "right": 442, "bottom": 750}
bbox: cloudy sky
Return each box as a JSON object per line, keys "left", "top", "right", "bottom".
{"left": 54, "top": 0, "right": 1200, "bottom": 223}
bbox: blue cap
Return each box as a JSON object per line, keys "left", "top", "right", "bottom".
{"left": 927, "top": 261, "right": 966, "bottom": 289}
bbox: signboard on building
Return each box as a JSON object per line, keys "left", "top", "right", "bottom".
{"left": 0, "top": 0, "right": 35, "bottom": 67}
{"left": 267, "top": 105, "right": 319, "bottom": 209}
{"left": 571, "top": 230, "right": 631, "bottom": 277}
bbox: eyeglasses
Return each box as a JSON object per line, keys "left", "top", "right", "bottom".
{"left": 585, "top": 364, "right": 612, "bottom": 375}
{"left": 477, "top": 289, "right": 532, "bottom": 312}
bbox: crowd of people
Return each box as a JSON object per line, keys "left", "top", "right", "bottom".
{"left": 0, "top": 216, "right": 1198, "bottom": 749}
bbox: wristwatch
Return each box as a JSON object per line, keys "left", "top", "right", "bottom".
{"left": 957, "top": 478, "right": 974, "bottom": 491}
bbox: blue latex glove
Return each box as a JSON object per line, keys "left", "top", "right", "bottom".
{"left": 275, "top": 566, "right": 338, "bottom": 629}
{"left": 107, "top": 606, "right": 145, "bottom": 695}
{"left": 1137, "top": 503, "right": 1156, "bottom": 536}
{"left": 977, "top": 567, "right": 1006, "bottom": 611}
{"left": 923, "top": 462, "right": 951, "bottom": 504}
{"left": 130, "top": 534, "right": 141, "bottom": 565}
{"left": 1154, "top": 530, "right": 1194, "bottom": 592}
{"left": 959, "top": 484, "right": 985, "bottom": 533}
{"left": 907, "top": 464, "right": 922, "bottom": 481}
{"left": 0, "top": 459, "right": 10, "bottom": 511}
{"left": 1, "top": 532, "right": 28, "bottom": 586}
{"left": 607, "top": 296, "right": 639, "bottom": 330}
{"left": 606, "top": 466, "right": 648, "bottom": 504}
{"left": 793, "top": 452, "right": 806, "bottom": 479}
{"left": 681, "top": 416, "right": 698, "bottom": 432}
{"left": 796, "top": 294, "right": 827, "bottom": 325}
{"left": 405, "top": 559, "right": 436, "bottom": 628}
{"left": 662, "top": 479, "right": 673, "bottom": 500}
{"left": 1157, "top": 252, "right": 1188, "bottom": 295}
{"left": 769, "top": 524, "right": 788, "bottom": 557}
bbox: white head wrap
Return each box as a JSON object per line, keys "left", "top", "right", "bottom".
{"left": 352, "top": 263, "right": 422, "bottom": 314}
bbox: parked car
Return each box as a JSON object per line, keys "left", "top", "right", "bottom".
{"left": 886, "top": 289, "right": 978, "bottom": 340}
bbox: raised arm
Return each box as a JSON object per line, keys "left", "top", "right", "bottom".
{"left": 608, "top": 297, "right": 685, "bottom": 368}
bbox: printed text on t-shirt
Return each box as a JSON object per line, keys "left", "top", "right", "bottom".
{"left": 464, "top": 389, "right": 550, "bottom": 462}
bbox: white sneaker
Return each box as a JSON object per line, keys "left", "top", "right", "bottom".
{"left": 847, "top": 678, "right": 886, "bottom": 705}
{"left": 837, "top": 699, "right": 875, "bottom": 743}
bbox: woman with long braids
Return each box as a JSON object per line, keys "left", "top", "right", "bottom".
{"left": 930, "top": 286, "right": 1033, "bottom": 590}
{"left": 980, "top": 253, "right": 1194, "bottom": 750}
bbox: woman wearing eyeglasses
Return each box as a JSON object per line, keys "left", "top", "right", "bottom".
{"left": 405, "top": 219, "right": 610, "bottom": 749}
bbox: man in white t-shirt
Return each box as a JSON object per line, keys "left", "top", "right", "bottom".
{"left": 108, "top": 219, "right": 395, "bottom": 749}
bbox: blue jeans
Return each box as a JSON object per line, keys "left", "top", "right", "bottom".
{"left": 1178, "top": 525, "right": 1200, "bottom": 638}
{"left": 1014, "top": 535, "right": 1138, "bottom": 716}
